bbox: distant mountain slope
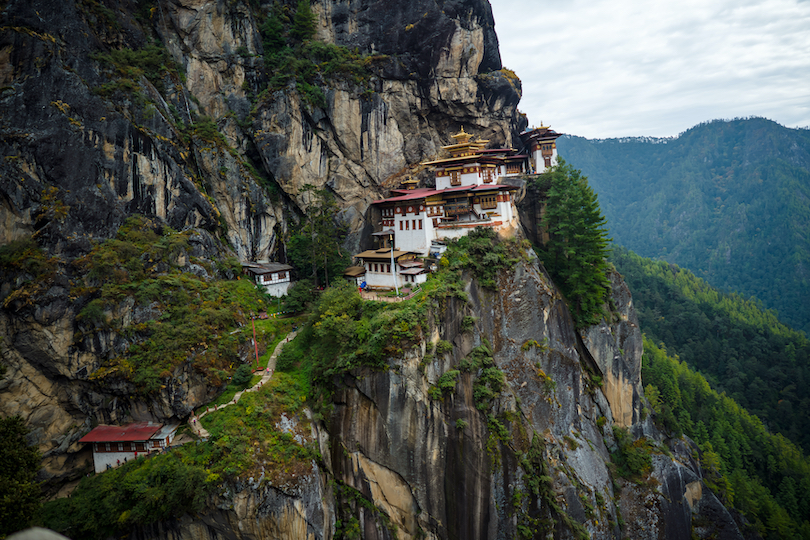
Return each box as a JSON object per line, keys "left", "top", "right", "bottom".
{"left": 611, "top": 246, "right": 810, "bottom": 453}
{"left": 557, "top": 118, "right": 810, "bottom": 333}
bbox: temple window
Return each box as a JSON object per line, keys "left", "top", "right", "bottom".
{"left": 480, "top": 195, "right": 497, "bottom": 210}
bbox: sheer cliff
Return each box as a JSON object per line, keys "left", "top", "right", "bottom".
{"left": 0, "top": 0, "right": 521, "bottom": 487}
{"left": 107, "top": 249, "right": 747, "bottom": 540}
{"left": 0, "top": 1, "right": 747, "bottom": 539}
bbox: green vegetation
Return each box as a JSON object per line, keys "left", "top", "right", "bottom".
{"left": 72, "top": 216, "right": 269, "bottom": 393}
{"left": 440, "top": 227, "right": 522, "bottom": 289}
{"left": 276, "top": 280, "right": 424, "bottom": 405}
{"left": 200, "top": 364, "right": 257, "bottom": 411}
{"left": 287, "top": 185, "right": 349, "bottom": 287}
{"left": 531, "top": 161, "right": 611, "bottom": 327}
{"left": 609, "top": 426, "right": 652, "bottom": 482}
{"left": 559, "top": 118, "right": 810, "bottom": 333}
{"left": 195, "top": 372, "right": 316, "bottom": 478}
{"left": 428, "top": 370, "right": 460, "bottom": 400}
{"left": 38, "top": 373, "right": 315, "bottom": 540}
{"left": 38, "top": 453, "right": 209, "bottom": 539}
{"left": 92, "top": 44, "right": 182, "bottom": 95}
{"left": 258, "top": 1, "right": 387, "bottom": 106}
{"left": 281, "top": 279, "right": 318, "bottom": 312}
{"left": 612, "top": 246, "right": 810, "bottom": 452}
{"left": 515, "top": 434, "right": 589, "bottom": 540}
{"left": 278, "top": 227, "right": 521, "bottom": 408}
{"left": 643, "top": 337, "right": 810, "bottom": 538}
{"left": 0, "top": 417, "right": 42, "bottom": 539}
{"left": 0, "top": 236, "right": 57, "bottom": 309}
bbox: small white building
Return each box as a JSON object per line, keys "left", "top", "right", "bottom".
{"left": 520, "top": 125, "right": 562, "bottom": 173}
{"left": 242, "top": 262, "right": 294, "bottom": 297}
{"left": 354, "top": 248, "right": 428, "bottom": 290}
{"left": 79, "top": 422, "right": 179, "bottom": 473}
{"left": 343, "top": 265, "right": 367, "bottom": 287}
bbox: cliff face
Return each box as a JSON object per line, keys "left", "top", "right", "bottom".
{"left": 324, "top": 259, "right": 743, "bottom": 540}
{"left": 0, "top": 0, "right": 521, "bottom": 487}
{"left": 118, "top": 255, "right": 745, "bottom": 540}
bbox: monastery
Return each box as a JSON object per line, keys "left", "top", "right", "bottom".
{"left": 352, "top": 126, "right": 561, "bottom": 290}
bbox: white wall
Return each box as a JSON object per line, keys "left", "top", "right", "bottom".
{"left": 435, "top": 165, "right": 484, "bottom": 190}
{"left": 533, "top": 146, "right": 558, "bottom": 172}
{"left": 393, "top": 208, "right": 431, "bottom": 255}
{"left": 364, "top": 264, "right": 399, "bottom": 289}
{"left": 262, "top": 281, "right": 292, "bottom": 297}
{"left": 92, "top": 450, "right": 140, "bottom": 473}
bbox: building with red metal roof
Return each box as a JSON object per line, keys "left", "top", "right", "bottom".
{"left": 79, "top": 422, "right": 178, "bottom": 473}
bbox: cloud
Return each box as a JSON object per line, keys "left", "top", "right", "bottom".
{"left": 489, "top": 0, "right": 810, "bottom": 137}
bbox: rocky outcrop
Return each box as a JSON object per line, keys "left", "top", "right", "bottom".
{"left": 322, "top": 251, "right": 742, "bottom": 540}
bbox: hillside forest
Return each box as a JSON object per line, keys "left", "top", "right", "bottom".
{"left": 557, "top": 118, "right": 810, "bottom": 334}
{"left": 611, "top": 246, "right": 810, "bottom": 538}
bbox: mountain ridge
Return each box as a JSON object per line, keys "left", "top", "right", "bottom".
{"left": 557, "top": 117, "right": 810, "bottom": 334}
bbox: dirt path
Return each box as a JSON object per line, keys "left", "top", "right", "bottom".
{"left": 188, "top": 330, "right": 298, "bottom": 438}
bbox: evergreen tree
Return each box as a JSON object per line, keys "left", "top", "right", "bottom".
{"left": 0, "top": 416, "right": 41, "bottom": 538}
{"left": 260, "top": 13, "right": 286, "bottom": 54}
{"left": 536, "top": 161, "right": 612, "bottom": 327}
{"left": 287, "top": 185, "right": 349, "bottom": 288}
{"left": 290, "top": 0, "right": 316, "bottom": 42}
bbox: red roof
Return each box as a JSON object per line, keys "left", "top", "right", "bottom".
{"left": 374, "top": 183, "right": 517, "bottom": 205}
{"left": 78, "top": 423, "right": 163, "bottom": 443}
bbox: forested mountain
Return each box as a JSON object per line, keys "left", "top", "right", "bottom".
{"left": 611, "top": 246, "right": 810, "bottom": 452}
{"left": 613, "top": 247, "right": 810, "bottom": 536}
{"left": 558, "top": 118, "right": 810, "bottom": 334}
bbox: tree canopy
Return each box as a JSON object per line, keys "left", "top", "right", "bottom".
{"left": 534, "top": 161, "right": 612, "bottom": 327}
{"left": 287, "top": 185, "right": 349, "bottom": 288}
{"left": 612, "top": 246, "right": 810, "bottom": 452}
{"left": 0, "top": 416, "right": 41, "bottom": 538}
{"left": 558, "top": 118, "right": 810, "bottom": 334}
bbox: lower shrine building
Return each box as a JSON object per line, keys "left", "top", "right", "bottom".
{"left": 354, "top": 248, "right": 429, "bottom": 290}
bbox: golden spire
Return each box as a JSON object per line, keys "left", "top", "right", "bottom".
{"left": 451, "top": 127, "right": 472, "bottom": 144}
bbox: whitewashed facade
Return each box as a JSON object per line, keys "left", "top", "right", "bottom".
{"left": 355, "top": 249, "right": 428, "bottom": 290}
{"left": 242, "top": 262, "right": 294, "bottom": 297}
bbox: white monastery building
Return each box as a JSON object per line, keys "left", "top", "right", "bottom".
{"left": 351, "top": 126, "right": 562, "bottom": 290}
{"left": 242, "top": 262, "right": 294, "bottom": 297}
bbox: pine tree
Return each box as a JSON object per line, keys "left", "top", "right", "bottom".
{"left": 537, "top": 161, "right": 612, "bottom": 327}
{"left": 0, "top": 416, "right": 41, "bottom": 537}
{"left": 290, "top": 0, "right": 316, "bottom": 42}
{"left": 287, "top": 185, "right": 349, "bottom": 288}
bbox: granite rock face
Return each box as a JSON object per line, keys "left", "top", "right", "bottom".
{"left": 323, "top": 254, "right": 745, "bottom": 540}
{"left": 0, "top": 0, "right": 521, "bottom": 487}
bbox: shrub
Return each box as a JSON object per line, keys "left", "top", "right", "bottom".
{"left": 611, "top": 426, "right": 652, "bottom": 481}
{"left": 428, "top": 370, "right": 460, "bottom": 400}
{"left": 461, "top": 315, "right": 476, "bottom": 333}
{"left": 231, "top": 364, "right": 254, "bottom": 388}
{"left": 435, "top": 340, "right": 453, "bottom": 355}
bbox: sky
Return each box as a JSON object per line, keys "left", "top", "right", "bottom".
{"left": 489, "top": 0, "right": 810, "bottom": 139}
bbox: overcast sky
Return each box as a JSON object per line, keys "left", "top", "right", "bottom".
{"left": 489, "top": 0, "right": 810, "bottom": 139}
